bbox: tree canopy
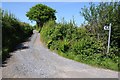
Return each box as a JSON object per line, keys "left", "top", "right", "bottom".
{"left": 26, "top": 4, "right": 56, "bottom": 29}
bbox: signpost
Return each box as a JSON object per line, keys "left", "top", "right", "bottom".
{"left": 104, "top": 23, "right": 111, "bottom": 53}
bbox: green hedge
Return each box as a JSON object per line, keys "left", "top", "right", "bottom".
{"left": 40, "top": 20, "right": 119, "bottom": 71}
{"left": 1, "top": 9, "right": 33, "bottom": 62}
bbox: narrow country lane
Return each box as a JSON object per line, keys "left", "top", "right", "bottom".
{"left": 1, "top": 30, "right": 119, "bottom": 78}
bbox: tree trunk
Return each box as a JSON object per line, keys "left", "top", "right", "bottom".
{"left": 36, "top": 21, "right": 43, "bottom": 28}
{"left": 36, "top": 21, "right": 44, "bottom": 32}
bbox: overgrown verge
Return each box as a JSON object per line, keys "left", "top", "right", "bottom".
{"left": 1, "top": 9, "right": 33, "bottom": 62}
{"left": 40, "top": 20, "right": 119, "bottom": 71}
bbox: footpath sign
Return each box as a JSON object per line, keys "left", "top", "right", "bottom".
{"left": 104, "top": 23, "right": 111, "bottom": 53}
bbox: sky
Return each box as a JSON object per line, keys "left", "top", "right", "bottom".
{"left": 2, "top": 2, "right": 99, "bottom": 26}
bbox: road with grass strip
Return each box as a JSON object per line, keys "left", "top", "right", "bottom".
{"left": 1, "top": 30, "right": 119, "bottom": 78}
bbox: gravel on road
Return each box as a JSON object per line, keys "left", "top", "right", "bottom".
{"left": 1, "top": 30, "right": 119, "bottom": 78}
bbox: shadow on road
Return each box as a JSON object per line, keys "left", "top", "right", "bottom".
{"left": 2, "top": 31, "right": 36, "bottom": 67}
{"left": 2, "top": 38, "right": 31, "bottom": 67}
{"left": 2, "top": 54, "right": 12, "bottom": 67}
{"left": 14, "top": 43, "right": 29, "bottom": 51}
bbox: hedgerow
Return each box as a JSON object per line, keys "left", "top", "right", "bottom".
{"left": 40, "top": 20, "right": 119, "bottom": 71}
{"left": 1, "top": 9, "right": 33, "bottom": 62}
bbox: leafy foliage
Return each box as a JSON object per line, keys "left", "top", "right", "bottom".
{"left": 80, "top": 2, "right": 120, "bottom": 48}
{"left": 26, "top": 4, "right": 56, "bottom": 30}
{"left": 1, "top": 9, "right": 33, "bottom": 61}
{"left": 41, "top": 18, "right": 119, "bottom": 71}
{"left": 80, "top": 2, "right": 120, "bottom": 70}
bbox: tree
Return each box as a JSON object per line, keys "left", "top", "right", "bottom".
{"left": 80, "top": 2, "right": 120, "bottom": 49}
{"left": 80, "top": 2, "right": 120, "bottom": 34}
{"left": 26, "top": 4, "right": 56, "bottom": 29}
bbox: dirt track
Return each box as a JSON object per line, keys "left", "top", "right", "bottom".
{"left": 1, "top": 30, "right": 119, "bottom": 78}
